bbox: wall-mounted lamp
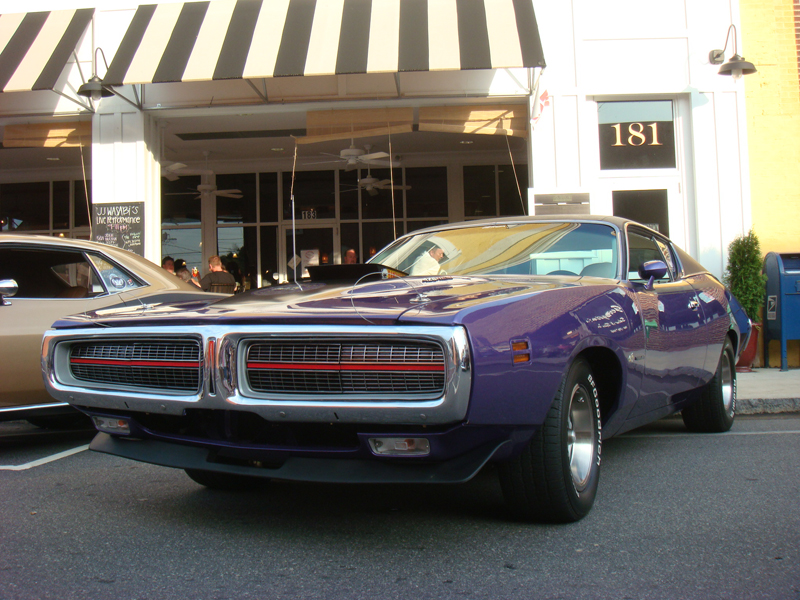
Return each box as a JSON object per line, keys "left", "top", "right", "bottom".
{"left": 77, "top": 47, "right": 142, "bottom": 110}
{"left": 709, "top": 24, "right": 757, "bottom": 80}
{"left": 77, "top": 48, "right": 113, "bottom": 102}
{"left": 77, "top": 75, "right": 113, "bottom": 101}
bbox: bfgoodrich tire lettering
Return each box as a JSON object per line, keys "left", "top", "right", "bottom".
{"left": 498, "top": 357, "right": 602, "bottom": 523}
{"left": 682, "top": 337, "right": 736, "bottom": 433}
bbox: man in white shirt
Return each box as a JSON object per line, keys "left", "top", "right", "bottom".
{"left": 410, "top": 246, "right": 444, "bottom": 276}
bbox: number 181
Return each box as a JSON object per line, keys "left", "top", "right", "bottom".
{"left": 610, "top": 122, "right": 662, "bottom": 147}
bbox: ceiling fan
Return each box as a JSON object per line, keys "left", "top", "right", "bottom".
{"left": 162, "top": 151, "right": 242, "bottom": 198}
{"left": 341, "top": 163, "right": 411, "bottom": 197}
{"left": 161, "top": 161, "right": 213, "bottom": 182}
{"left": 310, "top": 143, "right": 399, "bottom": 171}
{"left": 163, "top": 183, "right": 243, "bottom": 200}
{"left": 357, "top": 175, "right": 411, "bottom": 197}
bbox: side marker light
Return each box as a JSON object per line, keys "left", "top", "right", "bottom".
{"left": 368, "top": 437, "right": 430, "bottom": 456}
{"left": 92, "top": 416, "right": 131, "bottom": 435}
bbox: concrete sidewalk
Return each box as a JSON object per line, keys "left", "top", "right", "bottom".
{"left": 736, "top": 368, "right": 800, "bottom": 414}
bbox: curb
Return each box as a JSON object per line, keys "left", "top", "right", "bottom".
{"left": 737, "top": 398, "right": 800, "bottom": 415}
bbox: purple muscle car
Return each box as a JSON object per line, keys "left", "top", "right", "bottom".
{"left": 41, "top": 216, "right": 750, "bottom": 522}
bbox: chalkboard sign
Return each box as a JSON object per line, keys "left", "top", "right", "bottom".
{"left": 93, "top": 202, "right": 144, "bottom": 255}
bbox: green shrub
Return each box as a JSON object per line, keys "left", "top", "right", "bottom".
{"left": 723, "top": 229, "right": 767, "bottom": 322}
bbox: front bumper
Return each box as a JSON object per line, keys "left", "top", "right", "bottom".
{"left": 43, "top": 324, "right": 472, "bottom": 426}
{"left": 88, "top": 431, "right": 514, "bottom": 484}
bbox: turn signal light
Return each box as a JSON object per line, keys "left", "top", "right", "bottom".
{"left": 91, "top": 416, "right": 131, "bottom": 435}
{"left": 368, "top": 437, "right": 430, "bottom": 456}
{"left": 511, "top": 339, "right": 530, "bottom": 363}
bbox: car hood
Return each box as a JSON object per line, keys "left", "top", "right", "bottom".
{"left": 50, "top": 275, "right": 606, "bottom": 329}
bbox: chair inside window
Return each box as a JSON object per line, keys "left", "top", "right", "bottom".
{"left": 209, "top": 282, "right": 236, "bottom": 294}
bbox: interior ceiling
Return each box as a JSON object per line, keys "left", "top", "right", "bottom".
{"left": 161, "top": 110, "right": 527, "bottom": 168}
{"left": 0, "top": 110, "right": 528, "bottom": 174}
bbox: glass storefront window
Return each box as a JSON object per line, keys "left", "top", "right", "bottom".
{"left": 406, "top": 167, "right": 448, "bottom": 218}
{"left": 259, "top": 172, "right": 278, "bottom": 222}
{"left": 260, "top": 225, "right": 278, "bottom": 285}
{"left": 282, "top": 171, "right": 335, "bottom": 220}
{"left": 216, "top": 173, "right": 257, "bottom": 224}
{"left": 217, "top": 225, "right": 257, "bottom": 291}
{"left": 73, "top": 180, "right": 91, "bottom": 228}
{"left": 464, "top": 165, "right": 496, "bottom": 217}
{"left": 463, "top": 164, "right": 528, "bottom": 218}
{"left": 498, "top": 164, "right": 528, "bottom": 216}
{"left": 339, "top": 170, "right": 359, "bottom": 220}
{"left": 53, "top": 181, "right": 70, "bottom": 230}
{"left": 362, "top": 221, "right": 398, "bottom": 260}
{"left": 285, "top": 226, "right": 334, "bottom": 280}
{"left": 162, "top": 176, "right": 201, "bottom": 225}
{"left": 161, "top": 227, "right": 202, "bottom": 271}
{"left": 407, "top": 220, "right": 447, "bottom": 234}
{"left": 341, "top": 222, "right": 360, "bottom": 263}
{"left": 0, "top": 182, "right": 50, "bottom": 231}
{"left": 360, "top": 167, "right": 403, "bottom": 220}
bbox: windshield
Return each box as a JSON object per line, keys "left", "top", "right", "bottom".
{"left": 370, "top": 222, "right": 619, "bottom": 278}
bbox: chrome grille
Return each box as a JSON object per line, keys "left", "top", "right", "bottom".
{"left": 69, "top": 339, "right": 202, "bottom": 393}
{"left": 246, "top": 341, "right": 446, "bottom": 396}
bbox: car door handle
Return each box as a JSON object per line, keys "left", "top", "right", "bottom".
{"left": 688, "top": 299, "right": 699, "bottom": 311}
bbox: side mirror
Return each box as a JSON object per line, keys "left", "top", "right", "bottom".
{"left": 637, "top": 260, "right": 668, "bottom": 290}
{"left": 0, "top": 279, "right": 18, "bottom": 306}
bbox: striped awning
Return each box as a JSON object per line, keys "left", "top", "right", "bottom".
{"left": 104, "top": 0, "right": 545, "bottom": 86}
{"left": 0, "top": 8, "right": 94, "bottom": 93}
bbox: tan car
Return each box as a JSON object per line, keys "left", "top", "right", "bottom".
{"left": 0, "top": 234, "right": 222, "bottom": 428}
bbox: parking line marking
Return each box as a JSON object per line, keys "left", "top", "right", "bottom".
{"left": 622, "top": 430, "right": 800, "bottom": 439}
{"left": 0, "top": 444, "right": 90, "bottom": 471}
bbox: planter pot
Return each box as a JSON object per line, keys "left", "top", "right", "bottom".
{"left": 735, "top": 323, "right": 760, "bottom": 373}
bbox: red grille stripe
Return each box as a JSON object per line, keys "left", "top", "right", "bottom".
{"left": 247, "top": 362, "right": 444, "bottom": 372}
{"left": 70, "top": 357, "right": 201, "bottom": 368}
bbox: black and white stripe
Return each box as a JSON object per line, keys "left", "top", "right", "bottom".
{"left": 104, "top": 0, "right": 544, "bottom": 86}
{"left": 0, "top": 8, "right": 94, "bottom": 93}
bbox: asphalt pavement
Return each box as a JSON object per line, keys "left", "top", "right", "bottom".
{"left": 0, "top": 368, "right": 797, "bottom": 599}
{"left": 2, "top": 414, "right": 799, "bottom": 599}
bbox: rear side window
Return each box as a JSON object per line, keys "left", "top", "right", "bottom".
{"left": 0, "top": 246, "right": 142, "bottom": 299}
{"left": 0, "top": 247, "right": 102, "bottom": 299}
{"left": 87, "top": 254, "right": 143, "bottom": 293}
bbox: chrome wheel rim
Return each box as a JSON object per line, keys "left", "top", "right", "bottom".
{"left": 567, "top": 383, "right": 596, "bottom": 491}
{"left": 721, "top": 350, "right": 735, "bottom": 415}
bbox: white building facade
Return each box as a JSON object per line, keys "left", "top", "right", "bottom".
{"left": 0, "top": 0, "right": 751, "bottom": 285}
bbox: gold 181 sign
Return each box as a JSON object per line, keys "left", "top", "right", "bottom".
{"left": 599, "top": 120, "right": 675, "bottom": 170}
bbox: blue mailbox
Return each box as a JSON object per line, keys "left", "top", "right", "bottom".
{"left": 763, "top": 252, "right": 800, "bottom": 370}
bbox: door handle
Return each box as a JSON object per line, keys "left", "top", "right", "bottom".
{"left": 688, "top": 298, "right": 699, "bottom": 311}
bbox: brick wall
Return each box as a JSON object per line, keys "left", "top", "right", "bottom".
{"left": 740, "top": 0, "right": 800, "bottom": 366}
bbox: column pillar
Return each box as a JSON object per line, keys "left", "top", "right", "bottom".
{"left": 91, "top": 100, "right": 161, "bottom": 263}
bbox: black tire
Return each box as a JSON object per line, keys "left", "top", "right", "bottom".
{"left": 498, "top": 358, "right": 602, "bottom": 523}
{"left": 184, "top": 469, "right": 269, "bottom": 491}
{"left": 682, "top": 337, "right": 736, "bottom": 433}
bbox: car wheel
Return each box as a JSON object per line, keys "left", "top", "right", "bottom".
{"left": 682, "top": 337, "right": 736, "bottom": 433}
{"left": 498, "top": 357, "right": 602, "bottom": 523}
{"left": 184, "top": 469, "right": 269, "bottom": 491}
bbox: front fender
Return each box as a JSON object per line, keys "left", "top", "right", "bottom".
{"left": 459, "top": 285, "right": 644, "bottom": 429}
